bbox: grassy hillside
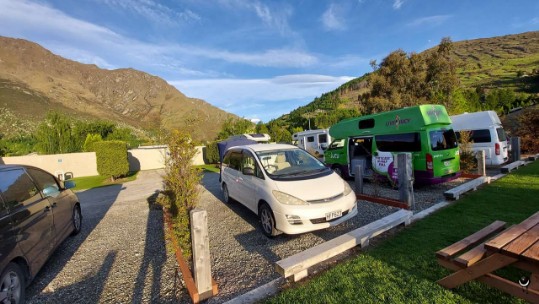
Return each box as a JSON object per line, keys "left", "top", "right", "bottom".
{"left": 273, "top": 31, "right": 539, "bottom": 131}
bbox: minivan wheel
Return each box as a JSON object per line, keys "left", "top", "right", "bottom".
{"left": 259, "top": 204, "right": 278, "bottom": 238}
{"left": 222, "top": 184, "right": 232, "bottom": 204}
{"left": 0, "top": 263, "right": 25, "bottom": 304}
{"left": 71, "top": 205, "right": 82, "bottom": 236}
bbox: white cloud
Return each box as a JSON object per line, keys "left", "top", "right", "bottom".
{"left": 169, "top": 74, "right": 354, "bottom": 122}
{"left": 407, "top": 15, "right": 452, "bottom": 27}
{"left": 0, "top": 0, "right": 317, "bottom": 74}
{"left": 97, "top": 0, "right": 201, "bottom": 26}
{"left": 393, "top": 0, "right": 404, "bottom": 9}
{"left": 321, "top": 4, "right": 346, "bottom": 31}
{"left": 218, "top": 0, "right": 294, "bottom": 36}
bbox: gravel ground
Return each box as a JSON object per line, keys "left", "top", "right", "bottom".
{"left": 25, "top": 170, "right": 191, "bottom": 304}
{"left": 200, "top": 167, "right": 503, "bottom": 303}
{"left": 23, "top": 166, "right": 503, "bottom": 304}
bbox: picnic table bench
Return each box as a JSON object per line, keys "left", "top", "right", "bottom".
{"left": 436, "top": 211, "right": 539, "bottom": 303}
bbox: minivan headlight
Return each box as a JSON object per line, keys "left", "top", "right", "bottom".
{"left": 343, "top": 181, "right": 353, "bottom": 196}
{"left": 272, "top": 190, "right": 308, "bottom": 205}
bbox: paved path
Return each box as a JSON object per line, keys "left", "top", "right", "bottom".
{"left": 26, "top": 170, "right": 191, "bottom": 303}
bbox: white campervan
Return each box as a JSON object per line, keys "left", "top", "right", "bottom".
{"left": 450, "top": 111, "right": 509, "bottom": 166}
{"left": 292, "top": 129, "right": 331, "bottom": 157}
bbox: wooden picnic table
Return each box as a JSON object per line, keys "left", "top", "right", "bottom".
{"left": 437, "top": 211, "right": 539, "bottom": 303}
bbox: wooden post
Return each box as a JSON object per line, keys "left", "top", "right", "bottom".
{"left": 190, "top": 208, "right": 213, "bottom": 300}
{"left": 511, "top": 137, "right": 521, "bottom": 162}
{"left": 476, "top": 150, "right": 486, "bottom": 176}
{"left": 354, "top": 164, "right": 363, "bottom": 194}
{"left": 398, "top": 153, "right": 413, "bottom": 209}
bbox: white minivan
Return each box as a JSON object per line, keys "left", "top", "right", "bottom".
{"left": 220, "top": 143, "right": 357, "bottom": 237}
{"left": 450, "top": 111, "right": 509, "bottom": 166}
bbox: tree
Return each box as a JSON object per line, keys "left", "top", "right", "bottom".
{"left": 35, "top": 111, "right": 77, "bottom": 154}
{"left": 83, "top": 133, "right": 102, "bottom": 152}
{"left": 426, "top": 37, "right": 460, "bottom": 108}
{"left": 216, "top": 118, "right": 255, "bottom": 140}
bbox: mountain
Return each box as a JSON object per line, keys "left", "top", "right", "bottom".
{"left": 274, "top": 31, "right": 539, "bottom": 129}
{"left": 0, "top": 36, "right": 237, "bottom": 142}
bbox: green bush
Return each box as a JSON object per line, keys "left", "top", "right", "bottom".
{"left": 94, "top": 141, "right": 129, "bottom": 181}
{"left": 204, "top": 141, "right": 220, "bottom": 164}
{"left": 159, "top": 130, "right": 202, "bottom": 259}
{"left": 83, "top": 133, "right": 103, "bottom": 152}
{"left": 458, "top": 130, "right": 477, "bottom": 174}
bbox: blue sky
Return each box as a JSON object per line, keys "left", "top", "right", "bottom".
{"left": 1, "top": 0, "right": 538, "bottom": 123}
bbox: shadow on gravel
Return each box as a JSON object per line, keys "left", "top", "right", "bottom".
{"left": 26, "top": 184, "right": 122, "bottom": 301}
{"left": 200, "top": 171, "right": 222, "bottom": 199}
{"left": 29, "top": 251, "right": 117, "bottom": 303}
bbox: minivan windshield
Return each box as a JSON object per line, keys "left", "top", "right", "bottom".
{"left": 256, "top": 148, "right": 329, "bottom": 177}
{"left": 429, "top": 129, "right": 458, "bottom": 151}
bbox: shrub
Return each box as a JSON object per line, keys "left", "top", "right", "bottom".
{"left": 83, "top": 133, "right": 103, "bottom": 152}
{"left": 94, "top": 141, "right": 129, "bottom": 181}
{"left": 159, "top": 130, "right": 202, "bottom": 259}
{"left": 458, "top": 130, "right": 477, "bottom": 174}
{"left": 515, "top": 107, "right": 539, "bottom": 153}
{"left": 204, "top": 141, "right": 220, "bottom": 164}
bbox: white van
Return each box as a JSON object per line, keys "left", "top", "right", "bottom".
{"left": 450, "top": 111, "right": 509, "bottom": 166}
{"left": 220, "top": 143, "right": 357, "bottom": 237}
{"left": 292, "top": 129, "right": 331, "bottom": 157}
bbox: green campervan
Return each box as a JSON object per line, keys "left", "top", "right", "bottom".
{"left": 325, "top": 105, "right": 460, "bottom": 185}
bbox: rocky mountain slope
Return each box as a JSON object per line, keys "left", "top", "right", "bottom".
{"left": 0, "top": 36, "right": 237, "bottom": 142}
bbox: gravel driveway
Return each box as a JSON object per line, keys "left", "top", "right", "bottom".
{"left": 26, "top": 170, "right": 191, "bottom": 303}
{"left": 23, "top": 167, "right": 502, "bottom": 303}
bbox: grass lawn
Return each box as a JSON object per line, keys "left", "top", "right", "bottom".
{"left": 195, "top": 164, "right": 220, "bottom": 173}
{"left": 266, "top": 161, "right": 539, "bottom": 304}
{"left": 70, "top": 171, "right": 138, "bottom": 190}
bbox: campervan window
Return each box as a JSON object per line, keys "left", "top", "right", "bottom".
{"left": 375, "top": 133, "right": 421, "bottom": 152}
{"left": 224, "top": 151, "right": 242, "bottom": 170}
{"left": 328, "top": 139, "right": 345, "bottom": 149}
{"left": 429, "top": 129, "right": 458, "bottom": 151}
{"left": 496, "top": 128, "right": 507, "bottom": 141}
{"left": 471, "top": 129, "right": 491, "bottom": 143}
{"left": 307, "top": 136, "right": 315, "bottom": 143}
{"left": 358, "top": 119, "right": 375, "bottom": 129}
{"left": 319, "top": 134, "right": 328, "bottom": 143}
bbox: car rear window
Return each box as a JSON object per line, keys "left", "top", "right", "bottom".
{"left": 496, "top": 127, "right": 507, "bottom": 141}
{"left": 429, "top": 129, "right": 458, "bottom": 151}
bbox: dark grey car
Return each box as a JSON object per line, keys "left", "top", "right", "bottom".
{"left": 0, "top": 165, "right": 82, "bottom": 304}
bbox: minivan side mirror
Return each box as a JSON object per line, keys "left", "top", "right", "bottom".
{"left": 64, "top": 180, "right": 76, "bottom": 189}
{"left": 243, "top": 167, "right": 255, "bottom": 176}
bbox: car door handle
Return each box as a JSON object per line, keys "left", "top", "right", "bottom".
{"left": 44, "top": 206, "right": 51, "bottom": 212}
{"left": 51, "top": 202, "right": 57, "bottom": 208}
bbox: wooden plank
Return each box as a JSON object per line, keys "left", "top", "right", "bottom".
{"left": 501, "top": 160, "right": 525, "bottom": 173}
{"left": 276, "top": 209, "right": 412, "bottom": 279}
{"left": 502, "top": 223, "right": 539, "bottom": 256}
{"left": 444, "top": 176, "right": 490, "bottom": 200}
{"left": 528, "top": 154, "right": 539, "bottom": 161}
{"left": 485, "top": 211, "right": 539, "bottom": 251}
{"left": 454, "top": 243, "right": 487, "bottom": 267}
{"left": 356, "top": 194, "right": 410, "bottom": 209}
{"left": 522, "top": 239, "right": 539, "bottom": 262}
{"left": 480, "top": 273, "right": 539, "bottom": 304}
{"left": 437, "top": 253, "right": 517, "bottom": 289}
{"left": 190, "top": 208, "right": 213, "bottom": 300}
{"left": 163, "top": 210, "right": 200, "bottom": 303}
{"left": 436, "top": 220, "right": 506, "bottom": 259}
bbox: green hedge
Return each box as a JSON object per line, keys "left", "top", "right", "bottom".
{"left": 94, "top": 141, "right": 129, "bottom": 180}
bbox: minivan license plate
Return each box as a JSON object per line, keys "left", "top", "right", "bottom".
{"left": 326, "top": 210, "right": 342, "bottom": 221}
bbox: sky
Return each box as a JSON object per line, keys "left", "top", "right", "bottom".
{"left": 0, "top": 0, "right": 538, "bottom": 123}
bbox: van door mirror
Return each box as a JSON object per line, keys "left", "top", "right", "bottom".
{"left": 243, "top": 167, "right": 255, "bottom": 176}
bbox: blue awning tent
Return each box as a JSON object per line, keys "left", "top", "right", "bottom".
{"left": 217, "top": 138, "right": 257, "bottom": 163}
